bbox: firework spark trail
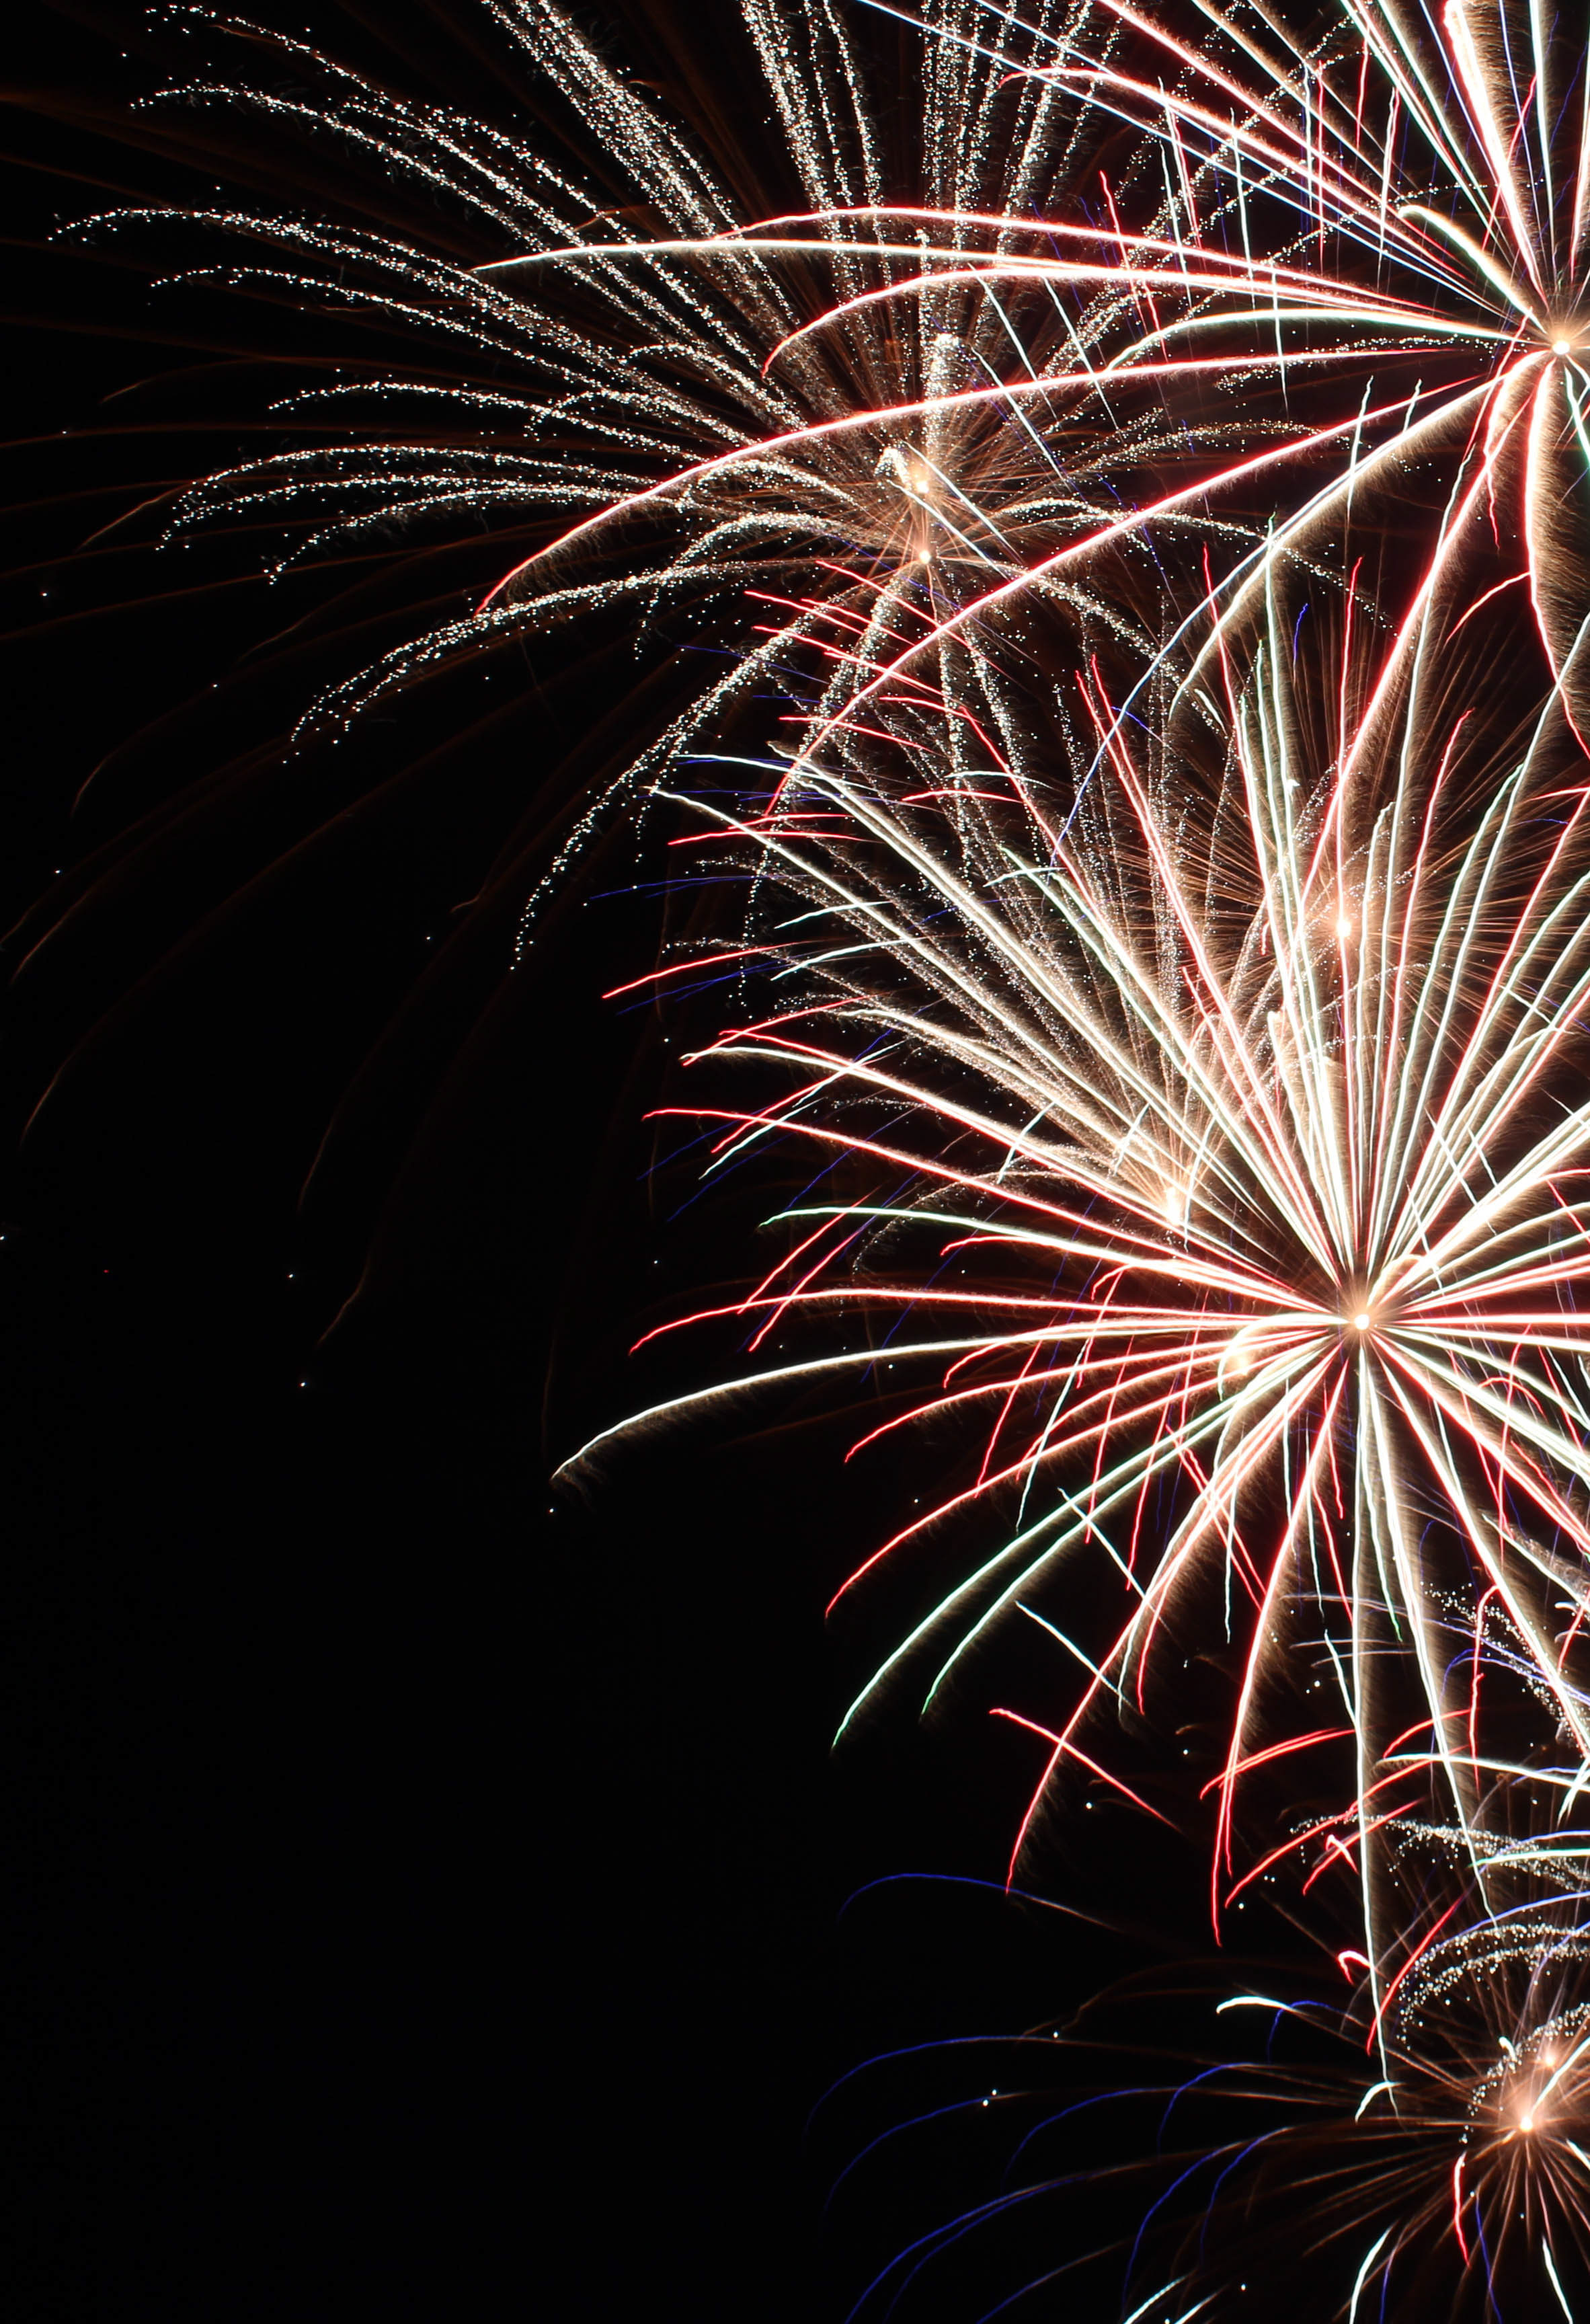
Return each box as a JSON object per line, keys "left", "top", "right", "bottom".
{"left": 102, "top": 2, "right": 1590, "bottom": 900}
{"left": 54, "top": 1, "right": 1590, "bottom": 2299}
{"left": 132, "top": 4, "right": 1590, "bottom": 968}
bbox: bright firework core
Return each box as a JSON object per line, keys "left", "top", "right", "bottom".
{"left": 1473, "top": 2015, "right": 1590, "bottom": 2156}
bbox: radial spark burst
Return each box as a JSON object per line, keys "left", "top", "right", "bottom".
{"left": 821, "top": 1810, "right": 1590, "bottom": 2320}
{"left": 30, "top": 2, "right": 1590, "bottom": 2310}
{"left": 569, "top": 557, "right": 1590, "bottom": 1937}
{"left": 1144, "top": 1854, "right": 1590, "bottom": 2321}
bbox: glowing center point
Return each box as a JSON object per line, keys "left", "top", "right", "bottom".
{"left": 1554, "top": 338, "right": 1574, "bottom": 355}
{"left": 1336, "top": 915, "right": 1353, "bottom": 938}
{"left": 1353, "top": 1312, "right": 1372, "bottom": 1331}
{"left": 1521, "top": 2112, "right": 1536, "bottom": 2132}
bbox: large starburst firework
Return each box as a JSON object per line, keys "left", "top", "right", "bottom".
{"left": 570, "top": 551, "right": 1590, "bottom": 1963}
{"left": 524, "top": 0, "right": 1590, "bottom": 756}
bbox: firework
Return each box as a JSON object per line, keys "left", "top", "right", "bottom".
{"left": 102, "top": 0, "right": 1185, "bottom": 902}
{"left": 26, "top": 3, "right": 1590, "bottom": 2308}
{"left": 565, "top": 543, "right": 1590, "bottom": 1982}
{"left": 1129, "top": 1847, "right": 1590, "bottom": 2320}
{"left": 506, "top": 0, "right": 1590, "bottom": 773}
{"left": 820, "top": 1805, "right": 1590, "bottom": 2319}
{"left": 14, "top": 0, "right": 1181, "bottom": 1315}
{"left": 56, "top": 0, "right": 1590, "bottom": 1038}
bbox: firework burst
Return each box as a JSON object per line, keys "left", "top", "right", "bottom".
{"left": 1140, "top": 1844, "right": 1590, "bottom": 2321}
{"left": 530, "top": 0, "right": 1590, "bottom": 769}
{"left": 108, "top": 0, "right": 1184, "bottom": 893}
{"left": 820, "top": 1806, "right": 1590, "bottom": 2319}
{"left": 567, "top": 547, "right": 1590, "bottom": 1976}
{"left": 28, "top": 5, "right": 1590, "bottom": 2309}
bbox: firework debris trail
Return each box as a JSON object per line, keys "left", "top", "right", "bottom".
{"left": 80, "top": 0, "right": 1590, "bottom": 2311}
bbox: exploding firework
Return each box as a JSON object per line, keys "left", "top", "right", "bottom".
{"left": 521, "top": 0, "right": 1590, "bottom": 763}
{"left": 24, "top": 4, "right": 1590, "bottom": 2311}
{"left": 103, "top": 0, "right": 1182, "bottom": 880}
{"left": 1144, "top": 1854, "right": 1590, "bottom": 2321}
{"left": 81, "top": 0, "right": 1590, "bottom": 775}
{"left": 820, "top": 1813, "right": 1590, "bottom": 2320}
{"left": 9, "top": 0, "right": 1196, "bottom": 1296}
{"left": 567, "top": 549, "right": 1590, "bottom": 1970}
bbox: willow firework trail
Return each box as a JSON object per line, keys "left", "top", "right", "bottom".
{"left": 108, "top": 2, "right": 1590, "bottom": 829}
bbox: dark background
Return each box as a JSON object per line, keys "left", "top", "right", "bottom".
{"left": 0, "top": 8, "right": 1125, "bottom": 2317}
{"left": 0, "top": 11, "right": 1568, "bottom": 2321}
